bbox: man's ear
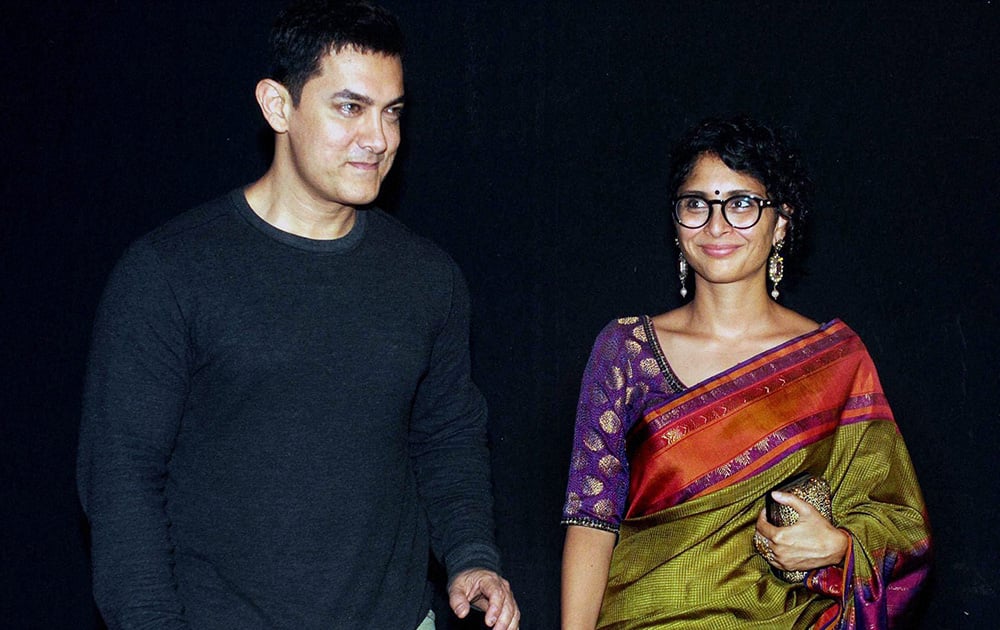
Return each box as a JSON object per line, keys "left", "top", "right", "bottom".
{"left": 255, "top": 79, "right": 292, "bottom": 133}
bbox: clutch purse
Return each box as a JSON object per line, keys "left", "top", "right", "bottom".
{"left": 764, "top": 472, "right": 833, "bottom": 582}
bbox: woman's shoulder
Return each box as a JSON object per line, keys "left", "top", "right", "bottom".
{"left": 594, "top": 316, "right": 646, "bottom": 337}
{"left": 648, "top": 308, "right": 686, "bottom": 334}
{"left": 778, "top": 308, "right": 823, "bottom": 337}
{"left": 589, "top": 316, "right": 656, "bottom": 356}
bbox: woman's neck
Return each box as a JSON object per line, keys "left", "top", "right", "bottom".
{"left": 683, "top": 278, "right": 781, "bottom": 340}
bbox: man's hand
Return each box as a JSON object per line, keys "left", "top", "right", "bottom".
{"left": 448, "top": 568, "right": 520, "bottom": 629}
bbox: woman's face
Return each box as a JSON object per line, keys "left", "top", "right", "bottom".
{"left": 675, "top": 153, "right": 787, "bottom": 291}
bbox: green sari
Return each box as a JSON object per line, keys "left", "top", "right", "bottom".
{"left": 568, "top": 318, "right": 931, "bottom": 629}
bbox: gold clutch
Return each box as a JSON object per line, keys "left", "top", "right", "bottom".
{"left": 764, "top": 472, "right": 833, "bottom": 582}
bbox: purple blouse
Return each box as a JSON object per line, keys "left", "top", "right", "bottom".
{"left": 561, "top": 316, "right": 685, "bottom": 532}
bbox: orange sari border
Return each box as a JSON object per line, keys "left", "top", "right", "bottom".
{"left": 625, "top": 320, "right": 891, "bottom": 519}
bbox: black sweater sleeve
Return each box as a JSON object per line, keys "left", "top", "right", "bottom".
{"left": 77, "top": 242, "right": 191, "bottom": 629}
{"left": 407, "top": 261, "right": 502, "bottom": 580}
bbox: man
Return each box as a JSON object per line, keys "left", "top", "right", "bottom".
{"left": 77, "top": 2, "right": 519, "bottom": 628}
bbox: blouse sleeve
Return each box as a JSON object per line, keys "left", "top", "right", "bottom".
{"left": 561, "top": 319, "right": 644, "bottom": 533}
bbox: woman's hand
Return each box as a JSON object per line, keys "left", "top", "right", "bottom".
{"left": 754, "top": 491, "right": 850, "bottom": 572}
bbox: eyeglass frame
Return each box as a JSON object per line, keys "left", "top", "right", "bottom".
{"left": 671, "top": 194, "right": 783, "bottom": 229}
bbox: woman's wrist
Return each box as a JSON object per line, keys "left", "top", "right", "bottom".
{"left": 830, "top": 528, "right": 851, "bottom": 566}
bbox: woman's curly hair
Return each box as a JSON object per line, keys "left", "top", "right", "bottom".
{"left": 668, "top": 115, "right": 814, "bottom": 259}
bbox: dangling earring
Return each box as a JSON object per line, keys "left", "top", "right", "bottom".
{"left": 676, "top": 239, "right": 689, "bottom": 298}
{"left": 768, "top": 240, "right": 785, "bottom": 300}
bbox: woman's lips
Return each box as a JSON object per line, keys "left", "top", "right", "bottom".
{"left": 700, "top": 244, "right": 740, "bottom": 258}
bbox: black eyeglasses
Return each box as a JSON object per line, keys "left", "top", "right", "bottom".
{"left": 672, "top": 194, "right": 778, "bottom": 229}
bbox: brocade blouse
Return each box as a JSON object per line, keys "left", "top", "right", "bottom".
{"left": 561, "top": 316, "right": 685, "bottom": 533}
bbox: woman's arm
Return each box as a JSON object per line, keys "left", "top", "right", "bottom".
{"left": 561, "top": 525, "right": 616, "bottom": 630}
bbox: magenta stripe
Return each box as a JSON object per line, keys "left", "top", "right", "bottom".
{"left": 844, "top": 392, "right": 889, "bottom": 411}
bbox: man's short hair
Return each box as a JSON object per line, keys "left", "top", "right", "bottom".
{"left": 269, "top": 0, "right": 404, "bottom": 104}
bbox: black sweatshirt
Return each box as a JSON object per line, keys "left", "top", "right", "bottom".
{"left": 78, "top": 189, "right": 501, "bottom": 629}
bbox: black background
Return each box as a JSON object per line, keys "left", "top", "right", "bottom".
{"left": 3, "top": 2, "right": 998, "bottom": 628}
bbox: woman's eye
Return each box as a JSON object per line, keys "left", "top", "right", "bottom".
{"left": 729, "top": 197, "right": 756, "bottom": 211}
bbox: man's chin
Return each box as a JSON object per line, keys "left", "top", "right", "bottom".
{"left": 351, "top": 192, "right": 381, "bottom": 207}
{"left": 328, "top": 185, "right": 381, "bottom": 208}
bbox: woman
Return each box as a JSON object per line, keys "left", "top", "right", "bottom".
{"left": 560, "top": 116, "right": 931, "bottom": 629}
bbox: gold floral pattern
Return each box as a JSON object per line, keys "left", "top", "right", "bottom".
{"left": 593, "top": 499, "right": 615, "bottom": 518}
{"left": 640, "top": 357, "right": 659, "bottom": 377}
{"left": 599, "top": 455, "right": 623, "bottom": 477}
{"left": 607, "top": 365, "right": 625, "bottom": 390}
{"left": 584, "top": 429, "right": 604, "bottom": 452}
{"left": 564, "top": 492, "right": 581, "bottom": 514}
{"left": 581, "top": 475, "right": 605, "bottom": 496}
{"left": 599, "top": 410, "right": 622, "bottom": 434}
{"left": 562, "top": 316, "right": 686, "bottom": 534}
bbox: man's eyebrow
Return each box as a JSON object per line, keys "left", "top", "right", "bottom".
{"left": 332, "top": 89, "right": 374, "bottom": 105}
{"left": 332, "top": 90, "right": 405, "bottom": 107}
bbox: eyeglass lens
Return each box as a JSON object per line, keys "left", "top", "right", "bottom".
{"left": 674, "top": 196, "right": 763, "bottom": 229}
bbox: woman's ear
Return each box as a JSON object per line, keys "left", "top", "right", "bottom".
{"left": 255, "top": 78, "right": 292, "bottom": 133}
{"left": 774, "top": 205, "right": 792, "bottom": 245}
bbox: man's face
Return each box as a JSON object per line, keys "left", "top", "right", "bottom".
{"left": 284, "top": 48, "right": 404, "bottom": 210}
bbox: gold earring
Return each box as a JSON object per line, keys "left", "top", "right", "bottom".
{"left": 676, "top": 239, "right": 688, "bottom": 299}
{"left": 768, "top": 240, "right": 785, "bottom": 299}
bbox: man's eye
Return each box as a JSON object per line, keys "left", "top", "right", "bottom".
{"left": 384, "top": 106, "right": 404, "bottom": 121}
{"left": 338, "top": 103, "right": 361, "bottom": 115}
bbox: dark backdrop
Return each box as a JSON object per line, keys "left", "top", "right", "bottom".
{"left": 3, "top": 2, "right": 997, "bottom": 628}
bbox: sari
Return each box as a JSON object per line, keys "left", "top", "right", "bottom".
{"left": 562, "top": 317, "right": 931, "bottom": 629}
